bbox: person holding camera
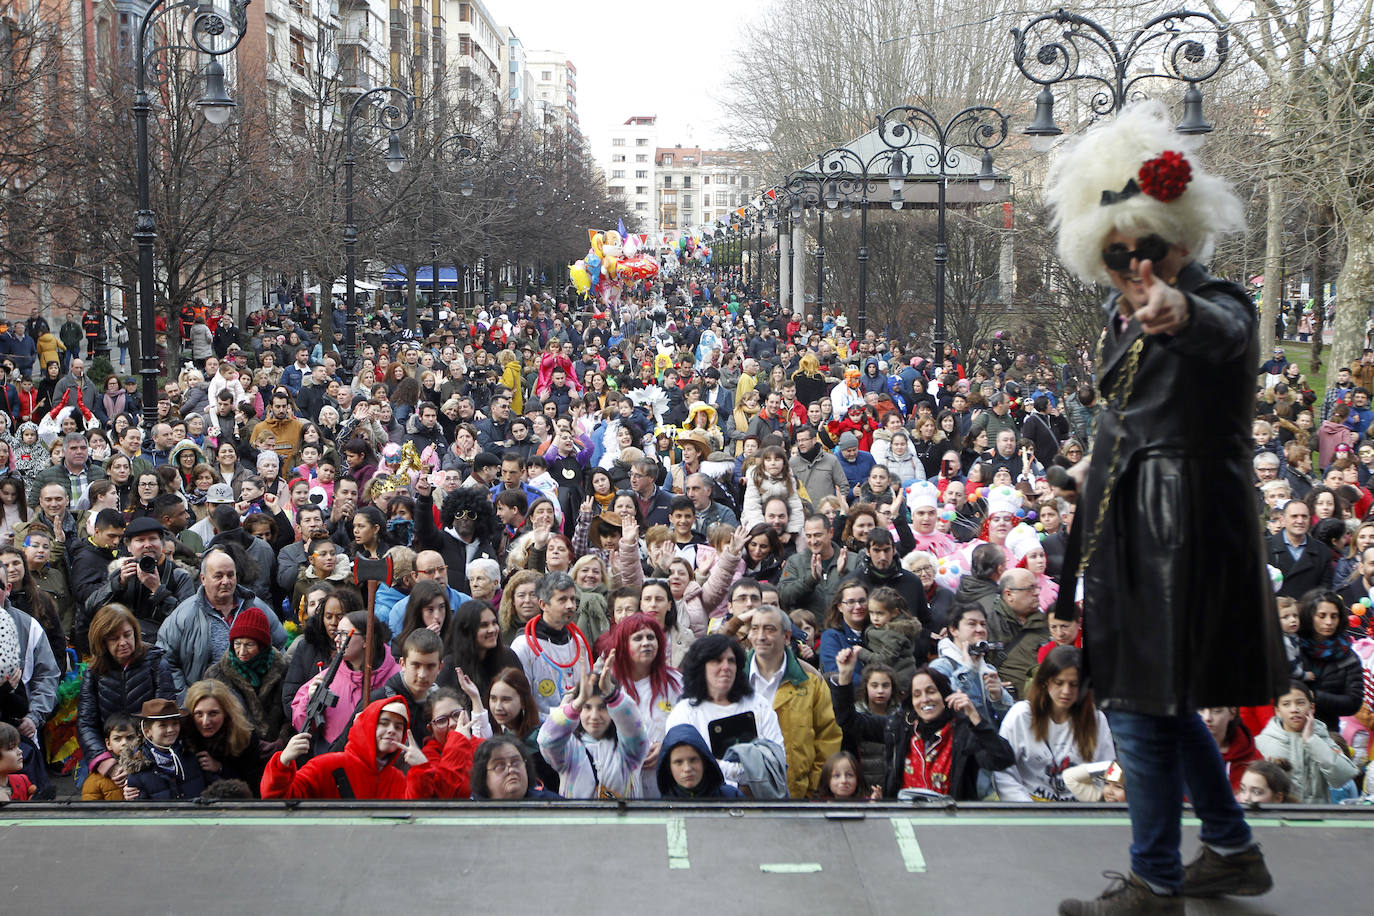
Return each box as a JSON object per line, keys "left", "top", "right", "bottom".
{"left": 83, "top": 517, "right": 197, "bottom": 647}
{"left": 929, "top": 604, "right": 1014, "bottom": 727}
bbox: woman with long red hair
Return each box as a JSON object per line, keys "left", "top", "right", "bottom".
{"left": 609, "top": 613, "right": 682, "bottom": 798}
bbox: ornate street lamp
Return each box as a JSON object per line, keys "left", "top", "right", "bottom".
{"left": 1011, "top": 8, "right": 1229, "bottom": 150}
{"left": 133, "top": 0, "right": 251, "bottom": 427}
{"left": 343, "top": 86, "right": 416, "bottom": 363}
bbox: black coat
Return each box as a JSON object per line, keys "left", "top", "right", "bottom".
{"left": 1057, "top": 262, "right": 1287, "bottom": 716}
{"left": 1302, "top": 645, "right": 1363, "bottom": 731}
{"left": 77, "top": 646, "right": 177, "bottom": 762}
{"left": 1267, "top": 533, "right": 1334, "bottom": 599}
{"left": 830, "top": 681, "right": 1014, "bottom": 800}
{"left": 123, "top": 740, "right": 210, "bottom": 800}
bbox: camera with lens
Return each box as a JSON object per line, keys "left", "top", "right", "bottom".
{"left": 967, "top": 640, "right": 1003, "bottom": 658}
{"left": 138, "top": 554, "right": 158, "bottom": 574}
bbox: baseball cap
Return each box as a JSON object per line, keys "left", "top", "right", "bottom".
{"left": 206, "top": 483, "right": 235, "bottom": 503}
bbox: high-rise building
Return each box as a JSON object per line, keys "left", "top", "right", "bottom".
{"left": 526, "top": 50, "right": 580, "bottom": 149}
{"left": 440, "top": 0, "right": 504, "bottom": 123}
{"left": 599, "top": 115, "right": 658, "bottom": 235}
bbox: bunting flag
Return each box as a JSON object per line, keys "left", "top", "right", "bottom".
{"left": 735, "top": 207, "right": 746, "bottom": 219}
{"left": 766, "top": 188, "right": 778, "bottom": 200}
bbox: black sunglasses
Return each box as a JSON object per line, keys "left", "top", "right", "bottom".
{"left": 1102, "top": 235, "right": 1169, "bottom": 272}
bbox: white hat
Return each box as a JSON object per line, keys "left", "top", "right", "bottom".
{"left": 985, "top": 485, "right": 1022, "bottom": 518}
{"left": 1004, "top": 524, "right": 1041, "bottom": 564}
{"left": 906, "top": 480, "right": 940, "bottom": 510}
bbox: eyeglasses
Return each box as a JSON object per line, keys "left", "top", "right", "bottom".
{"left": 1005, "top": 585, "right": 1038, "bottom": 592}
{"left": 839, "top": 597, "right": 867, "bottom": 607}
{"left": 453, "top": 510, "right": 476, "bottom": 521}
{"left": 488, "top": 757, "right": 525, "bottom": 774}
{"left": 431, "top": 712, "right": 464, "bottom": 729}
{"left": 1101, "top": 235, "right": 1169, "bottom": 272}
{"left": 418, "top": 564, "right": 448, "bottom": 575}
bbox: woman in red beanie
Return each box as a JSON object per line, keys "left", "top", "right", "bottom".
{"left": 205, "top": 605, "right": 292, "bottom": 748}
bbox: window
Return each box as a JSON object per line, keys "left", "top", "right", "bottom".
{"left": 635, "top": 154, "right": 647, "bottom": 162}
{"left": 541, "top": 70, "right": 552, "bottom": 80}
{"left": 663, "top": 155, "right": 672, "bottom": 166}
{"left": 663, "top": 176, "right": 672, "bottom": 187}
{"left": 612, "top": 154, "right": 625, "bottom": 162}
{"left": 683, "top": 176, "right": 692, "bottom": 188}
{"left": 635, "top": 201, "right": 648, "bottom": 211}
{"left": 612, "top": 170, "right": 625, "bottom": 178}
{"left": 459, "top": 2, "right": 472, "bottom": 22}
{"left": 730, "top": 176, "right": 737, "bottom": 185}
{"left": 289, "top": 30, "right": 306, "bottom": 76}
{"left": 612, "top": 138, "right": 625, "bottom": 147}
{"left": 715, "top": 192, "right": 727, "bottom": 206}
{"left": 635, "top": 138, "right": 648, "bottom": 146}
{"left": 683, "top": 193, "right": 692, "bottom": 209}
{"left": 635, "top": 170, "right": 647, "bottom": 178}
{"left": 704, "top": 176, "right": 711, "bottom": 184}
{"left": 635, "top": 186, "right": 647, "bottom": 195}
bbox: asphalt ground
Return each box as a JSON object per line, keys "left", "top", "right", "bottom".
{"left": 1, "top": 802, "right": 1368, "bottom": 914}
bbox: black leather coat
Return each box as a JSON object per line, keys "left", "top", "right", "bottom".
{"left": 1057, "top": 262, "right": 1286, "bottom": 715}
{"left": 77, "top": 645, "right": 177, "bottom": 762}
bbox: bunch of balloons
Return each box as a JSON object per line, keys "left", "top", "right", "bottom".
{"left": 673, "top": 232, "right": 711, "bottom": 265}
{"left": 570, "top": 229, "right": 661, "bottom": 304}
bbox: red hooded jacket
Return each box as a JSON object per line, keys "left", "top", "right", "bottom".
{"left": 261, "top": 697, "right": 409, "bottom": 799}
{"left": 405, "top": 732, "right": 482, "bottom": 799}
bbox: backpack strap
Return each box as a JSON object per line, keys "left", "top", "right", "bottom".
{"left": 331, "top": 768, "right": 355, "bottom": 799}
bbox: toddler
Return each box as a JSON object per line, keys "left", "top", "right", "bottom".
{"left": 0, "top": 721, "right": 29, "bottom": 801}
{"left": 857, "top": 588, "right": 922, "bottom": 691}
{"left": 82, "top": 714, "right": 139, "bottom": 801}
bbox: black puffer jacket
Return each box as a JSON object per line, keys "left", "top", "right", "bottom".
{"left": 77, "top": 645, "right": 177, "bottom": 763}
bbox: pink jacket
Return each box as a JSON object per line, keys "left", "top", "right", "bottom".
{"left": 291, "top": 653, "right": 401, "bottom": 746}
{"left": 1318, "top": 419, "right": 1356, "bottom": 470}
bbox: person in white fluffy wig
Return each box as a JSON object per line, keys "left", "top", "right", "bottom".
{"left": 1050, "top": 102, "right": 1286, "bottom": 916}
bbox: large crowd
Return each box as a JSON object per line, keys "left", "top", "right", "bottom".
{"left": 0, "top": 283, "right": 1370, "bottom": 805}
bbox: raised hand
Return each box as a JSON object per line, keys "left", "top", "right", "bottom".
{"left": 1133, "top": 259, "right": 1189, "bottom": 335}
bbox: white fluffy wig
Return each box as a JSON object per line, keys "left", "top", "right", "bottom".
{"left": 1046, "top": 100, "right": 1245, "bottom": 285}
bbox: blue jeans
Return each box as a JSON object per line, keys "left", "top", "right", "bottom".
{"left": 1105, "top": 709, "right": 1254, "bottom": 890}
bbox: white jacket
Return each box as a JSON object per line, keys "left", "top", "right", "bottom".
{"left": 993, "top": 700, "right": 1115, "bottom": 802}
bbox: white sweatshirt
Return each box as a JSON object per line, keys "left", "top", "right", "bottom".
{"left": 993, "top": 700, "right": 1115, "bottom": 802}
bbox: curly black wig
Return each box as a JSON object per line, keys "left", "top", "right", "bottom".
{"left": 439, "top": 484, "right": 499, "bottom": 543}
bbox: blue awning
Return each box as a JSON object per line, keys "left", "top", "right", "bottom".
{"left": 381, "top": 265, "right": 463, "bottom": 287}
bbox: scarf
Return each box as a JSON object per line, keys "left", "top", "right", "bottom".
{"left": 144, "top": 738, "right": 187, "bottom": 781}
{"left": 0, "top": 609, "right": 20, "bottom": 683}
{"left": 1300, "top": 633, "right": 1352, "bottom": 664}
{"left": 574, "top": 584, "right": 610, "bottom": 641}
{"left": 592, "top": 491, "right": 615, "bottom": 513}
{"left": 904, "top": 714, "right": 955, "bottom": 794}
{"left": 227, "top": 647, "right": 275, "bottom": 689}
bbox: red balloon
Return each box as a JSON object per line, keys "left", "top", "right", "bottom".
{"left": 1349, "top": 614, "right": 1363, "bottom": 629}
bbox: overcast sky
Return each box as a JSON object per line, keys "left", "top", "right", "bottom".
{"left": 503, "top": 0, "right": 749, "bottom": 150}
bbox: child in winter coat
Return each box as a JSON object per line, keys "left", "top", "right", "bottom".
{"left": 262, "top": 696, "right": 419, "bottom": 799}
{"left": 857, "top": 588, "right": 922, "bottom": 694}
{"left": 0, "top": 721, "right": 30, "bottom": 801}
{"left": 122, "top": 698, "right": 209, "bottom": 800}
{"left": 739, "top": 446, "right": 804, "bottom": 535}
{"left": 656, "top": 723, "right": 744, "bottom": 799}
{"left": 1255, "top": 681, "right": 1359, "bottom": 804}
{"left": 538, "top": 656, "right": 649, "bottom": 799}
{"left": 405, "top": 688, "right": 480, "bottom": 800}
{"left": 82, "top": 714, "right": 139, "bottom": 801}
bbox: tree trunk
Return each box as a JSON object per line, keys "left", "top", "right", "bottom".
{"left": 1259, "top": 172, "right": 1284, "bottom": 359}
{"left": 1331, "top": 203, "right": 1374, "bottom": 372}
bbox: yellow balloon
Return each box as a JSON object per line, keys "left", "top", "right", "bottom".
{"left": 570, "top": 264, "right": 591, "bottom": 294}
{"left": 603, "top": 254, "right": 619, "bottom": 279}
{"left": 590, "top": 230, "right": 605, "bottom": 258}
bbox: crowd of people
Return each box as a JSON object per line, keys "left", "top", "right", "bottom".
{"left": 0, "top": 265, "right": 1369, "bottom": 809}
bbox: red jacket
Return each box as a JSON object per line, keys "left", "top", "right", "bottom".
{"left": 2, "top": 774, "right": 31, "bottom": 800}
{"left": 405, "top": 732, "right": 482, "bottom": 799}
{"left": 1221, "top": 722, "right": 1261, "bottom": 792}
{"left": 261, "top": 697, "right": 408, "bottom": 799}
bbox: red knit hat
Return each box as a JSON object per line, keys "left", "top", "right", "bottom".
{"left": 229, "top": 606, "right": 272, "bottom": 648}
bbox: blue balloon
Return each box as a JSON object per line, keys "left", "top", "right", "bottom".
{"left": 586, "top": 252, "right": 602, "bottom": 276}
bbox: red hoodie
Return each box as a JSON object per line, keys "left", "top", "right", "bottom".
{"left": 261, "top": 697, "right": 408, "bottom": 799}
{"left": 406, "top": 732, "right": 482, "bottom": 799}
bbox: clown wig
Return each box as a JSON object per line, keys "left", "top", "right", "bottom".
{"left": 1046, "top": 100, "right": 1245, "bottom": 285}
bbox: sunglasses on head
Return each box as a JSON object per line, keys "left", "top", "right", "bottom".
{"left": 1101, "top": 234, "right": 1169, "bottom": 272}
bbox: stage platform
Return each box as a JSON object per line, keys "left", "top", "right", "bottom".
{"left": 2, "top": 802, "right": 1368, "bottom": 913}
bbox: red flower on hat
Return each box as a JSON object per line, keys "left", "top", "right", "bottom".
{"left": 1137, "top": 151, "right": 1192, "bottom": 203}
